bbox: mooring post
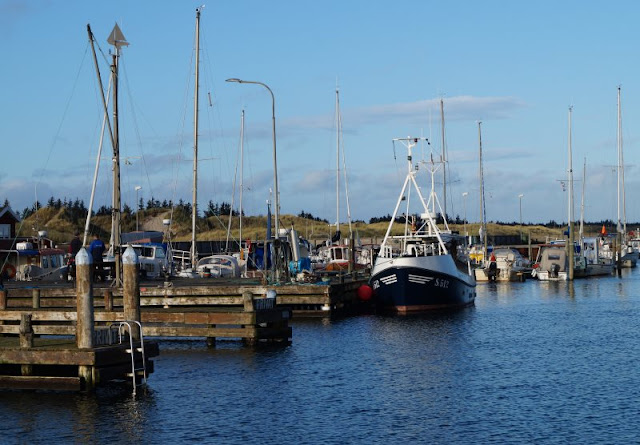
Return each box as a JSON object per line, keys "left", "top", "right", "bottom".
{"left": 242, "top": 291, "right": 255, "bottom": 346}
{"left": 19, "top": 313, "right": 34, "bottom": 348}
{"left": 75, "top": 248, "right": 94, "bottom": 389}
{"left": 122, "top": 246, "right": 141, "bottom": 341}
{"left": 19, "top": 313, "right": 34, "bottom": 376}
{"left": 0, "top": 289, "right": 6, "bottom": 334}
{"left": 616, "top": 233, "right": 622, "bottom": 276}
{"left": 31, "top": 288, "right": 40, "bottom": 309}
{"left": 103, "top": 289, "right": 113, "bottom": 312}
{"left": 243, "top": 291, "right": 255, "bottom": 312}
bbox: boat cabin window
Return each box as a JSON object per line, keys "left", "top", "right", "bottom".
{"left": 155, "top": 248, "right": 166, "bottom": 259}
{"left": 41, "top": 256, "right": 49, "bottom": 268}
{"left": 134, "top": 246, "right": 158, "bottom": 258}
{"left": 0, "top": 224, "right": 10, "bottom": 239}
{"left": 333, "top": 248, "right": 343, "bottom": 260}
{"left": 51, "top": 255, "right": 59, "bottom": 268}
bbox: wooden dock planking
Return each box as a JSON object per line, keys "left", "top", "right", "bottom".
{"left": 0, "top": 375, "right": 82, "bottom": 391}
{"left": 0, "top": 337, "right": 159, "bottom": 367}
{"left": 2, "top": 275, "right": 370, "bottom": 317}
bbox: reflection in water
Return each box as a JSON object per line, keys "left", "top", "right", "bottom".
{"left": 2, "top": 270, "right": 640, "bottom": 443}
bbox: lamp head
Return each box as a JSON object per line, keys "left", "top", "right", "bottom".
{"left": 226, "top": 78, "right": 242, "bottom": 83}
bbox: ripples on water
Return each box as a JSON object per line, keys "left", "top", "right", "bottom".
{"left": 2, "top": 270, "right": 639, "bottom": 444}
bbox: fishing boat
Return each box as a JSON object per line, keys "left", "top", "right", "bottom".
{"left": 369, "top": 137, "right": 476, "bottom": 313}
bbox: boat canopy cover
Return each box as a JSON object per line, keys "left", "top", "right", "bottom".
{"left": 539, "top": 247, "right": 567, "bottom": 272}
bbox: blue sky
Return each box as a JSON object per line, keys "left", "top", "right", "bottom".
{"left": 2, "top": 0, "right": 640, "bottom": 229}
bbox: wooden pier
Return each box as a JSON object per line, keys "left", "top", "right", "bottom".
{"left": 0, "top": 249, "right": 158, "bottom": 392}
{"left": 2, "top": 273, "right": 370, "bottom": 318}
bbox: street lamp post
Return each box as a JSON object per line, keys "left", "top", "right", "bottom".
{"left": 518, "top": 193, "right": 524, "bottom": 242}
{"left": 462, "top": 192, "right": 468, "bottom": 239}
{"left": 135, "top": 186, "right": 142, "bottom": 232}
{"left": 226, "top": 78, "right": 280, "bottom": 281}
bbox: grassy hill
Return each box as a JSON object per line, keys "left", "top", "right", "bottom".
{"left": 16, "top": 205, "right": 598, "bottom": 247}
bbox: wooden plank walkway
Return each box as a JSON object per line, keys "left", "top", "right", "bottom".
{"left": 3, "top": 274, "right": 371, "bottom": 317}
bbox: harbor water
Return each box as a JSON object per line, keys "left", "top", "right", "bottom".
{"left": 2, "top": 269, "right": 639, "bottom": 444}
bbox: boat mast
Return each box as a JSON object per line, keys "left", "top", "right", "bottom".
{"left": 107, "top": 23, "right": 128, "bottom": 286}
{"left": 83, "top": 80, "right": 111, "bottom": 247}
{"left": 579, "top": 157, "right": 586, "bottom": 240}
{"left": 335, "top": 86, "right": 340, "bottom": 241}
{"left": 568, "top": 106, "right": 574, "bottom": 280}
{"left": 225, "top": 109, "right": 244, "bottom": 252}
{"left": 239, "top": 109, "right": 244, "bottom": 247}
{"left": 617, "top": 85, "right": 627, "bottom": 236}
{"left": 339, "top": 93, "right": 354, "bottom": 239}
{"left": 478, "top": 122, "right": 487, "bottom": 262}
{"left": 191, "top": 7, "right": 201, "bottom": 269}
{"left": 86, "top": 24, "right": 116, "bottom": 247}
{"left": 440, "top": 98, "right": 447, "bottom": 221}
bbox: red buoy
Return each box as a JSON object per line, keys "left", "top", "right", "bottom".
{"left": 357, "top": 284, "right": 373, "bottom": 301}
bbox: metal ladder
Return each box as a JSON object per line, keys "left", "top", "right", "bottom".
{"left": 116, "top": 320, "right": 147, "bottom": 395}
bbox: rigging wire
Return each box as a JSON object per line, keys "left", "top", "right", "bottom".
{"left": 33, "top": 43, "right": 91, "bottom": 233}
{"left": 120, "top": 59, "right": 155, "bottom": 206}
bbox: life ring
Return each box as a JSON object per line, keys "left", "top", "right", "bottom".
{"left": 2, "top": 264, "right": 17, "bottom": 279}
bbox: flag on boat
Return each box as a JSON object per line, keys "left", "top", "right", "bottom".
{"left": 600, "top": 224, "right": 607, "bottom": 236}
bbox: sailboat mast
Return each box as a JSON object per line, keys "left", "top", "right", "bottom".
{"left": 86, "top": 25, "right": 118, "bottom": 247}
{"left": 478, "top": 122, "right": 487, "bottom": 260}
{"left": 341, "top": 122, "right": 354, "bottom": 238}
{"left": 580, "top": 157, "right": 586, "bottom": 240}
{"left": 440, "top": 98, "right": 447, "bottom": 220}
{"left": 106, "top": 23, "right": 128, "bottom": 286}
{"left": 239, "top": 109, "right": 244, "bottom": 246}
{"left": 617, "top": 86, "right": 627, "bottom": 235}
{"left": 568, "top": 106, "right": 574, "bottom": 280}
{"left": 191, "top": 8, "right": 201, "bottom": 268}
{"left": 335, "top": 87, "right": 340, "bottom": 238}
{"left": 111, "top": 50, "right": 122, "bottom": 282}
{"left": 84, "top": 81, "right": 112, "bottom": 247}
{"left": 336, "top": 87, "right": 353, "bottom": 238}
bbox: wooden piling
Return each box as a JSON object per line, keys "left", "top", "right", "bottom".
{"left": 19, "top": 314, "right": 33, "bottom": 376}
{"left": 122, "top": 246, "right": 141, "bottom": 341}
{"left": 75, "top": 248, "right": 94, "bottom": 389}
{"left": 616, "top": 233, "right": 622, "bottom": 276}
{"left": 243, "top": 291, "right": 255, "bottom": 311}
{"left": 0, "top": 290, "right": 6, "bottom": 334}
{"left": 19, "top": 314, "right": 34, "bottom": 348}
{"left": 240, "top": 291, "right": 254, "bottom": 346}
{"left": 103, "top": 289, "right": 113, "bottom": 312}
{"left": 32, "top": 289, "right": 40, "bottom": 309}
